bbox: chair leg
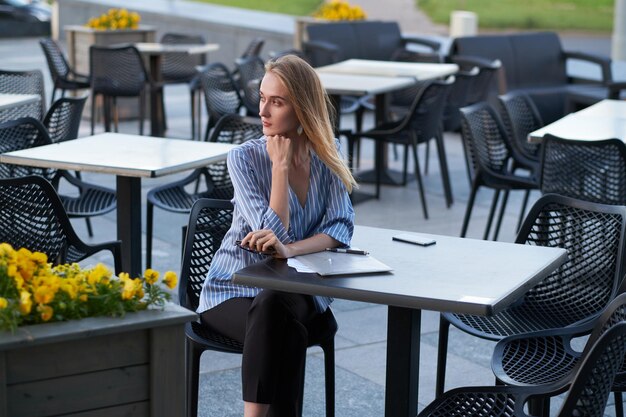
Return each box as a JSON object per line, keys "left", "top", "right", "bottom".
{"left": 85, "top": 218, "right": 94, "bottom": 238}
{"left": 146, "top": 200, "right": 154, "bottom": 269}
{"left": 615, "top": 391, "right": 624, "bottom": 417}
{"left": 493, "top": 189, "right": 510, "bottom": 241}
{"left": 90, "top": 93, "right": 96, "bottom": 135}
{"left": 410, "top": 137, "right": 429, "bottom": 219}
{"left": 103, "top": 97, "right": 112, "bottom": 133}
{"left": 516, "top": 190, "right": 531, "bottom": 232}
{"left": 139, "top": 91, "right": 145, "bottom": 136}
{"left": 435, "top": 315, "right": 451, "bottom": 398}
{"left": 460, "top": 179, "right": 479, "bottom": 238}
{"left": 402, "top": 143, "right": 409, "bottom": 185}
{"left": 435, "top": 131, "right": 454, "bottom": 207}
{"left": 190, "top": 90, "right": 196, "bottom": 140}
{"left": 321, "top": 338, "right": 336, "bottom": 417}
{"left": 424, "top": 140, "right": 430, "bottom": 175}
{"left": 112, "top": 97, "right": 119, "bottom": 132}
{"left": 483, "top": 190, "right": 501, "bottom": 241}
{"left": 187, "top": 339, "right": 202, "bottom": 417}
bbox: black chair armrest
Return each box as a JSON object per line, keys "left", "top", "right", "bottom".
{"left": 564, "top": 50, "right": 613, "bottom": 82}
{"left": 400, "top": 35, "right": 441, "bottom": 52}
{"left": 302, "top": 40, "right": 340, "bottom": 67}
{"left": 449, "top": 54, "right": 502, "bottom": 71}
{"left": 608, "top": 81, "right": 626, "bottom": 99}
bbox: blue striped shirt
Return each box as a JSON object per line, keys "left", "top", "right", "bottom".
{"left": 197, "top": 137, "right": 355, "bottom": 314}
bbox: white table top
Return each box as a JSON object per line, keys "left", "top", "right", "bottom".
{"left": 529, "top": 99, "right": 626, "bottom": 142}
{"left": 0, "top": 133, "right": 237, "bottom": 178}
{"left": 317, "top": 59, "right": 458, "bottom": 80}
{"left": 317, "top": 72, "right": 416, "bottom": 96}
{"left": 0, "top": 94, "right": 40, "bottom": 112}
{"left": 234, "top": 225, "right": 567, "bottom": 315}
{"left": 134, "top": 42, "right": 220, "bottom": 55}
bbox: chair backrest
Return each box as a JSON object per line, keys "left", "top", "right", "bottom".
{"left": 540, "top": 135, "right": 626, "bottom": 205}
{"left": 179, "top": 198, "right": 234, "bottom": 310}
{"left": 442, "top": 67, "right": 479, "bottom": 132}
{"left": 0, "top": 175, "right": 85, "bottom": 265}
{"left": 43, "top": 96, "right": 87, "bottom": 143}
{"left": 515, "top": 193, "right": 626, "bottom": 328}
{"left": 234, "top": 55, "right": 265, "bottom": 115}
{"left": 200, "top": 63, "right": 242, "bottom": 130}
{"left": 205, "top": 114, "right": 263, "bottom": 200}
{"left": 239, "top": 37, "right": 265, "bottom": 59}
{"left": 497, "top": 92, "right": 543, "bottom": 161}
{"left": 39, "top": 38, "right": 71, "bottom": 82}
{"left": 160, "top": 33, "right": 206, "bottom": 83}
{"left": 459, "top": 101, "right": 512, "bottom": 181}
{"left": 89, "top": 45, "right": 148, "bottom": 96}
{"left": 404, "top": 78, "right": 453, "bottom": 143}
{"left": 557, "top": 322, "right": 626, "bottom": 417}
{"left": 0, "top": 117, "right": 55, "bottom": 180}
{"left": 0, "top": 69, "right": 46, "bottom": 120}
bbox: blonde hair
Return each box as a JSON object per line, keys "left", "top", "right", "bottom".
{"left": 265, "top": 55, "right": 357, "bottom": 193}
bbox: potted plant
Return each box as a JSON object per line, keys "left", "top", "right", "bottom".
{"left": 294, "top": 0, "right": 367, "bottom": 49}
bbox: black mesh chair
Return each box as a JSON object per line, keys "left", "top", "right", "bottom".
{"left": 0, "top": 115, "right": 116, "bottom": 239}
{"left": 497, "top": 92, "right": 544, "bottom": 166}
{"left": 146, "top": 114, "right": 262, "bottom": 268}
{"left": 459, "top": 102, "right": 539, "bottom": 241}
{"left": 441, "top": 67, "right": 479, "bottom": 133}
{"left": 491, "top": 292, "right": 626, "bottom": 416}
{"left": 89, "top": 45, "right": 151, "bottom": 135}
{"left": 0, "top": 175, "right": 121, "bottom": 273}
{"left": 181, "top": 198, "right": 337, "bottom": 417}
{"left": 43, "top": 97, "right": 117, "bottom": 238}
{"left": 436, "top": 193, "right": 626, "bottom": 399}
{"left": 422, "top": 320, "right": 626, "bottom": 417}
{"left": 345, "top": 78, "right": 454, "bottom": 218}
{"left": 199, "top": 63, "right": 243, "bottom": 141}
{"left": 160, "top": 33, "right": 207, "bottom": 140}
{"left": 240, "top": 37, "right": 265, "bottom": 59}
{"left": 0, "top": 69, "right": 46, "bottom": 120}
{"left": 39, "top": 38, "right": 90, "bottom": 106}
{"left": 540, "top": 135, "right": 626, "bottom": 205}
{"left": 234, "top": 55, "right": 265, "bottom": 116}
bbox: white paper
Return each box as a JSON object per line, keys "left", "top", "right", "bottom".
{"left": 287, "top": 258, "right": 317, "bottom": 274}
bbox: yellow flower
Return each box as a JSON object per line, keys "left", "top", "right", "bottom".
{"left": 38, "top": 305, "right": 53, "bottom": 322}
{"left": 19, "top": 291, "right": 32, "bottom": 315}
{"left": 144, "top": 268, "right": 159, "bottom": 285}
{"left": 163, "top": 271, "right": 178, "bottom": 289}
{"left": 34, "top": 285, "right": 55, "bottom": 305}
{"left": 0, "top": 297, "right": 7, "bottom": 309}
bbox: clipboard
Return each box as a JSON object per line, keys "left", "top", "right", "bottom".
{"left": 292, "top": 251, "right": 392, "bottom": 276}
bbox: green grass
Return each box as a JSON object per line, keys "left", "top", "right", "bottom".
{"left": 193, "top": 0, "right": 321, "bottom": 16}
{"left": 418, "top": 0, "right": 614, "bottom": 32}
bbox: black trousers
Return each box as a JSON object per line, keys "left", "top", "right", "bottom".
{"left": 200, "top": 290, "right": 318, "bottom": 417}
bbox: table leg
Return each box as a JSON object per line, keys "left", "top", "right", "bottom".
{"left": 149, "top": 55, "right": 165, "bottom": 137}
{"left": 385, "top": 306, "right": 420, "bottom": 417}
{"left": 117, "top": 176, "right": 142, "bottom": 277}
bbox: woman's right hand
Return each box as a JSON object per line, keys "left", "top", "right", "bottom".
{"left": 266, "top": 135, "right": 292, "bottom": 169}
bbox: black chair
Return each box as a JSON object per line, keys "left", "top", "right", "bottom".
{"left": 234, "top": 55, "right": 265, "bottom": 116}
{"left": 199, "top": 63, "right": 243, "bottom": 141}
{"left": 540, "top": 135, "right": 626, "bottom": 205}
{"left": 497, "top": 92, "right": 544, "bottom": 165}
{"left": 43, "top": 97, "right": 117, "bottom": 238}
{"left": 436, "top": 193, "right": 626, "bottom": 399}
{"left": 422, "top": 320, "right": 626, "bottom": 417}
{"left": 0, "top": 69, "right": 46, "bottom": 120}
{"left": 160, "top": 33, "right": 207, "bottom": 140}
{"left": 89, "top": 45, "right": 151, "bottom": 135}
{"left": 181, "top": 198, "right": 337, "bottom": 417}
{"left": 240, "top": 37, "right": 265, "bottom": 60}
{"left": 39, "top": 38, "right": 90, "bottom": 106}
{"left": 441, "top": 67, "right": 479, "bottom": 133}
{"left": 346, "top": 78, "right": 454, "bottom": 218}
{"left": 458, "top": 102, "right": 539, "bottom": 241}
{"left": 0, "top": 175, "right": 121, "bottom": 273}
{"left": 0, "top": 115, "right": 116, "bottom": 239}
{"left": 491, "top": 292, "right": 626, "bottom": 416}
{"left": 146, "top": 114, "right": 262, "bottom": 268}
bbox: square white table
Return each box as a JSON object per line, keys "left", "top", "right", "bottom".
{"left": 529, "top": 99, "right": 626, "bottom": 143}
{"left": 134, "top": 42, "right": 220, "bottom": 137}
{"left": 233, "top": 225, "right": 567, "bottom": 417}
{"left": 0, "top": 93, "right": 41, "bottom": 122}
{"left": 317, "top": 58, "right": 459, "bottom": 80}
{"left": 0, "top": 133, "right": 236, "bottom": 276}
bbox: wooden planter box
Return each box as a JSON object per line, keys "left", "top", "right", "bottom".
{"left": 64, "top": 25, "right": 156, "bottom": 121}
{"left": 0, "top": 303, "right": 196, "bottom": 417}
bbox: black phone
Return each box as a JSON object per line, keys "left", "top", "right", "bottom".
{"left": 235, "top": 240, "right": 276, "bottom": 255}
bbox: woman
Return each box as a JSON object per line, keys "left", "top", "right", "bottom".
{"left": 197, "top": 54, "right": 356, "bottom": 417}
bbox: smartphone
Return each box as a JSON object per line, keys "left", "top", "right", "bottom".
{"left": 392, "top": 233, "right": 436, "bottom": 247}
{"left": 235, "top": 240, "right": 276, "bottom": 255}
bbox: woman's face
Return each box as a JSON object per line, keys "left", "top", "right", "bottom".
{"left": 259, "top": 71, "right": 300, "bottom": 137}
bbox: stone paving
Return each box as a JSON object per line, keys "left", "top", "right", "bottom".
{"left": 1, "top": 3, "right": 623, "bottom": 414}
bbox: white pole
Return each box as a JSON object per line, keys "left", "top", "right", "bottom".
{"left": 612, "top": 0, "right": 626, "bottom": 61}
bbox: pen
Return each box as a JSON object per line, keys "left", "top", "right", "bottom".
{"left": 325, "top": 248, "right": 369, "bottom": 255}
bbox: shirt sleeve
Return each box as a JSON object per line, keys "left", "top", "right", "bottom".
{"left": 227, "top": 146, "right": 291, "bottom": 243}
{"left": 315, "top": 144, "right": 355, "bottom": 246}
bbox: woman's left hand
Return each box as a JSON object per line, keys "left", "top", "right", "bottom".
{"left": 241, "top": 229, "right": 291, "bottom": 259}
